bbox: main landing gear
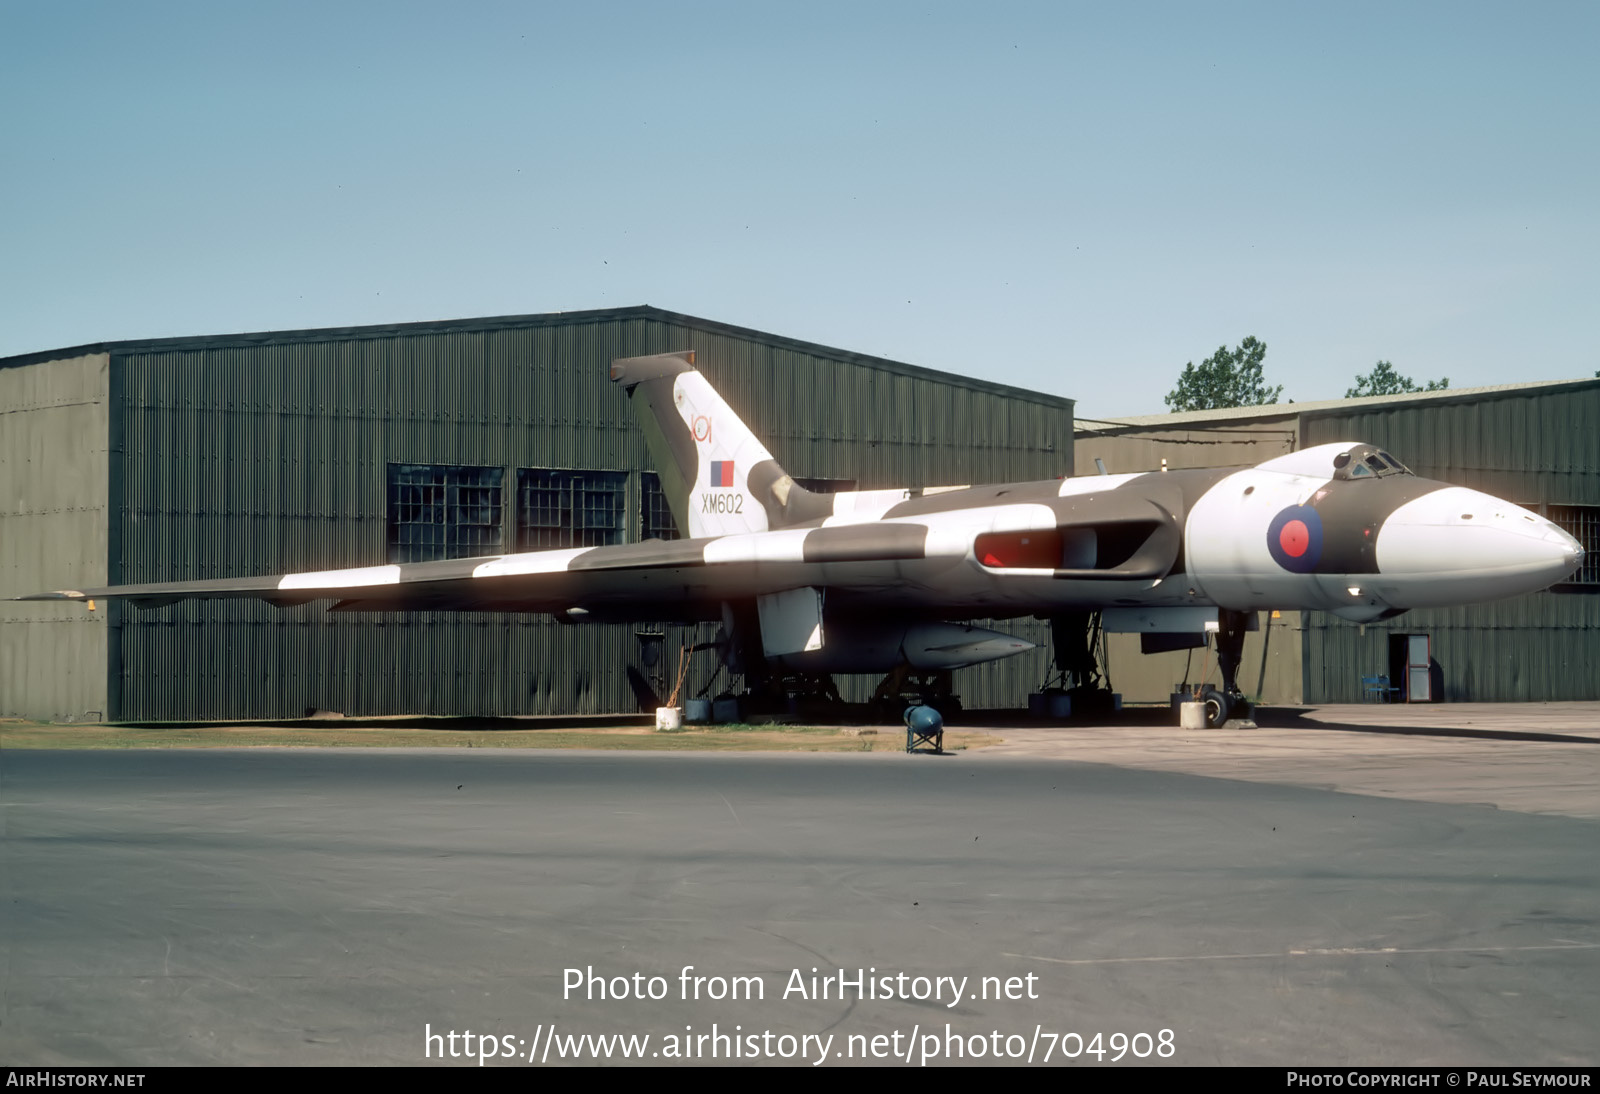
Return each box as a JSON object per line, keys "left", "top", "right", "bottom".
{"left": 1040, "top": 612, "right": 1119, "bottom": 716}
{"left": 1202, "top": 609, "right": 1256, "bottom": 728}
{"left": 871, "top": 665, "right": 959, "bottom": 720}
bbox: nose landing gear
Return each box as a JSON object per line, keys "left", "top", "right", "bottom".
{"left": 1199, "top": 686, "right": 1232, "bottom": 728}
{"left": 1206, "top": 609, "right": 1256, "bottom": 728}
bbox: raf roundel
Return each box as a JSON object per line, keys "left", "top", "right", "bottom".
{"left": 1266, "top": 505, "right": 1323, "bottom": 573}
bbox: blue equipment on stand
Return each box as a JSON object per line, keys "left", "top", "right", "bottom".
{"left": 904, "top": 704, "right": 944, "bottom": 754}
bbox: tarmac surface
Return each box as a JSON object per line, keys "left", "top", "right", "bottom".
{"left": 2, "top": 701, "right": 1597, "bottom": 1067}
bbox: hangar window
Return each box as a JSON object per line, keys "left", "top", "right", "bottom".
{"left": 641, "top": 472, "right": 681, "bottom": 541}
{"left": 517, "top": 469, "right": 628, "bottom": 550}
{"left": 1549, "top": 504, "right": 1600, "bottom": 588}
{"left": 387, "top": 464, "right": 505, "bottom": 563}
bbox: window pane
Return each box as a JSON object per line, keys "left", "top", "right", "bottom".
{"left": 517, "top": 469, "right": 628, "bottom": 550}
{"left": 387, "top": 464, "right": 504, "bottom": 563}
{"left": 641, "top": 472, "right": 681, "bottom": 541}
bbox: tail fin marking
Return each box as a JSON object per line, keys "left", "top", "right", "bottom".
{"left": 611, "top": 353, "right": 831, "bottom": 537}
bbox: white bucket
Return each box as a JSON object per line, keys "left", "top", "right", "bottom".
{"left": 655, "top": 706, "right": 682, "bottom": 731}
{"left": 1179, "top": 701, "right": 1207, "bottom": 730}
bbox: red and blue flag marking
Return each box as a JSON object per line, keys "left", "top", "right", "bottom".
{"left": 710, "top": 461, "right": 735, "bottom": 487}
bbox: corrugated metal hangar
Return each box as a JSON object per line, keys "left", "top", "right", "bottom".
{"left": 1076, "top": 380, "right": 1600, "bottom": 704}
{"left": 1, "top": 306, "right": 1075, "bottom": 721}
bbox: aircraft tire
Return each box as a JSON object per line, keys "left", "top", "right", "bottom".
{"left": 1201, "top": 687, "right": 1231, "bottom": 729}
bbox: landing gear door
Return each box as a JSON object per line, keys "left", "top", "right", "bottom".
{"left": 757, "top": 587, "right": 825, "bottom": 658}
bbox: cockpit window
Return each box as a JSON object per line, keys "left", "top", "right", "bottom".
{"left": 1332, "top": 444, "right": 1413, "bottom": 481}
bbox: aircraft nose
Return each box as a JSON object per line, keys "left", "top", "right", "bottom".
{"left": 1376, "top": 487, "right": 1582, "bottom": 606}
{"left": 1561, "top": 536, "right": 1584, "bottom": 572}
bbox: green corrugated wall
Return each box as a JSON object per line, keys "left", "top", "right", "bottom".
{"left": 0, "top": 354, "right": 112, "bottom": 721}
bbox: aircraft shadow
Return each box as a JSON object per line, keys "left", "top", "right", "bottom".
{"left": 1258, "top": 706, "right": 1600, "bottom": 745}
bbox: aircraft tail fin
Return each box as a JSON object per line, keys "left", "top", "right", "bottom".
{"left": 610, "top": 352, "right": 830, "bottom": 537}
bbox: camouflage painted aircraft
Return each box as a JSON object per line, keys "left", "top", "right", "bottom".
{"left": 20, "top": 352, "right": 1585, "bottom": 724}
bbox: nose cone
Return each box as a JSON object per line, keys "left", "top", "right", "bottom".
{"left": 1376, "top": 487, "right": 1582, "bottom": 607}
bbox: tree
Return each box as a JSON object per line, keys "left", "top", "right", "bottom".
{"left": 1345, "top": 361, "right": 1448, "bottom": 398}
{"left": 1164, "top": 336, "right": 1283, "bottom": 412}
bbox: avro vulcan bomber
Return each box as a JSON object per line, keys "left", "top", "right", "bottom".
{"left": 20, "top": 352, "right": 1584, "bottom": 725}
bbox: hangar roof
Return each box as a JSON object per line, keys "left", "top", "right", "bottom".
{"left": 0, "top": 304, "right": 1072, "bottom": 410}
{"left": 1078, "top": 377, "right": 1600, "bottom": 432}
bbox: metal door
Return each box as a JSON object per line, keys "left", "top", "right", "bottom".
{"left": 1406, "top": 634, "right": 1432, "bottom": 702}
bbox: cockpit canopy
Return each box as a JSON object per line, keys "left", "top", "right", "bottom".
{"left": 1253, "top": 441, "right": 1418, "bottom": 481}
{"left": 1332, "top": 443, "right": 1412, "bottom": 480}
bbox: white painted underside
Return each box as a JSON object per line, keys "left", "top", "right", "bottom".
{"left": 278, "top": 565, "right": 402, "bottom": 590}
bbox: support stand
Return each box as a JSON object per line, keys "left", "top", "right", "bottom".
{"left": 904, "top": 705, "right": 945, "bottom": 754}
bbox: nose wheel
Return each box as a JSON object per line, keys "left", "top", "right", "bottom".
{"left": 1200, "top": 687, "right": 1232, "bottom": 728}
{"left": 1206, "top": 610, "right": 1256, "bottom": 728}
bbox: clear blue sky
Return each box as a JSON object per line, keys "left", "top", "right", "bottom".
{"left": 3, "top": 1, "right": 1595, "bottom": 416}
